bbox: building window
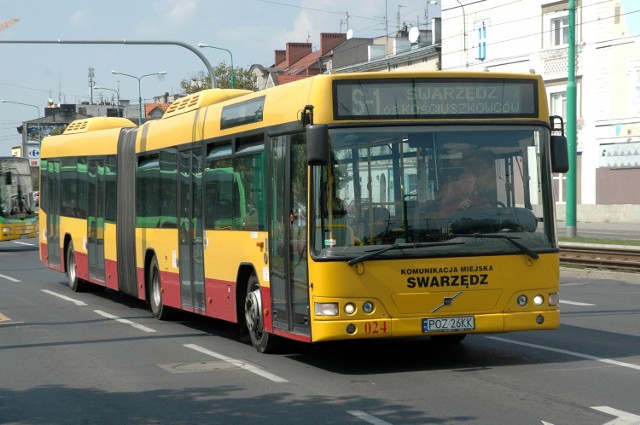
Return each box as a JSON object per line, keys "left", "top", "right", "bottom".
{"left": 551, "top": 16, "right": 569, "bottom": 47}
{"left": 477, "top": 23, "right": 487, "bottom": 61}
{"left": 550, "top": 91, "right": 567, "bottom": 119}
{"left": 473, "top": 19, "right": 489, "bottom": 62}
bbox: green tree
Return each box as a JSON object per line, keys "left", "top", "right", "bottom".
{"left": 180, "top": 62, "right": 257, "bottom": 94}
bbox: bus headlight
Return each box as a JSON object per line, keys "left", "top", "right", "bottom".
{"left": 548, "top": 293, "right": 559, "bottom": 306}
{"left": 517, "top": 295, "right": 528, "bottom": 307}
{"left": 344, "top": 303, "right": 356, "bottom": 315}
{"left": 533, "top": 295, "right": 544, "bottom": 306}
{"left": 315, "top": 303, "right": 339, "bottom": 316}
{"left": 362, "top": 301, "right": 374, "bottom": 314}
{"left": 2, "top": 227, "right": 11, "bottom": 233}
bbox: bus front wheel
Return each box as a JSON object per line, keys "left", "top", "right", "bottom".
{"left": 148, "top": 256, "right": 172, "bottom": 320}
{"left": 244, "top": 275, "right": 279, "bottom": 353}
{"left": 66, "top": 241, "right": 87, "bottom": 292}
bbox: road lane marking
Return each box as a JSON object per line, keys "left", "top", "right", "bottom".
{"left": 0, "top": 273, "right": 20, "bottom": 283}
{"left": 591, "top": 406, "right": 640, "bottom": 424}
{"left": 184, "top": 343, "right": 288, "bottom": 383}
{"left": 41, "top": 289, "right": 87, "bottom": 305}
{"left": 487, "top": 336, "right": 640, "bottom": 371}
{"left": 93, "top": 310, "right": 157, "bottom": 333}
{"left": 347, "top": 411, "right": 393, "bottom": 425}
{"left": 544, "top": 406, "right": 640, "bottom": 425}
{"left": 13, "top": 241, "right": 36, "bottom": 247}
{"left": 0, "top": 312, "right": 12, "bottom": 323}
{"left": 560, "top": 300, "right": 596, "bottom": 306}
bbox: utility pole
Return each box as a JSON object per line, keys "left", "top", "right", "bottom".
{"left": 88, "top": 67, "right": 95, "bottom": 104}
{"left": 566, "top": 0, "right": 577, "bottom": 237}
{"left": 397, "top": 4, "right": 405, "bottom": 31}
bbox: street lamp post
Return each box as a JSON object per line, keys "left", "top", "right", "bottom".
{"left": 1, "top": 99, "right": 41, "bottom": 159}
{"left": 111, "top": 70, "right": 167, "bottom": 124}
{"left": 454, "top": 0, "right": 468, "bottom": 68}
{"left": 198, "top": 43, "right": 235, "bottom": 89}
{"left": 93, "top": 85, "right": 121, "bottom": 117}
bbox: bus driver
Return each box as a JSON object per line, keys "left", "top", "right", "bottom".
{"left": 437, "top": 165, "right": 494, "bottom": 216}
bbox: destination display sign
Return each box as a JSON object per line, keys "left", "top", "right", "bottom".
{"left": 333, "top": 78, "right": 538, "bottom": 120}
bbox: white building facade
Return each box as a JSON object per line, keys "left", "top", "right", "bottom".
{"left": 441, "top": 0, "right": 640, "bottom": 214}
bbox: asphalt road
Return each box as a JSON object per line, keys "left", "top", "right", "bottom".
{"left": 1, "top": 237, "right": 639, "bottom": 425}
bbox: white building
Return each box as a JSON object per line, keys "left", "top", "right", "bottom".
{"left": 441, "top": 0, "right": 640, "bottom": 217}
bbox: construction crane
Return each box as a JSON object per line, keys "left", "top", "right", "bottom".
{"left": 0, "top": 17, "right": 20, "bottom": 32}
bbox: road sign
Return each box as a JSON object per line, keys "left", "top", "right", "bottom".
{"left": 27, "top": 147, "right": 40, "bottom": 159}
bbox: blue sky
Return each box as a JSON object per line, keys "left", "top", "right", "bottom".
{"left": 0, "top": 0, "right": 438, "bottom": 154}
{"left": 621, "top": 0, "right": 640, "bottom": 35}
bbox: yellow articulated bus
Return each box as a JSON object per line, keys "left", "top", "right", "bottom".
{"left": 1, "top": 156, "right": 38, "bottom": 241}
{"left": 40, "top": 72, "right": 569, "bottom": 353}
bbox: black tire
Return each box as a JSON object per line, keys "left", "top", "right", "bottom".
{"left": 148, "top": 256, "right": 172, "bottom": 320}
{"left": 244, "top": 274, "right": 280, "bottom": 353}
{"left": 430, "top": 334, "right": 466, "bottom": 344}
{"left": 66, "top": 241, "right": 88, "bottom": 292}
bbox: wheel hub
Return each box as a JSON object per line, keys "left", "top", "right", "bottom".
{"left": 245, "top": 289, "right": 262, "bottom": 332}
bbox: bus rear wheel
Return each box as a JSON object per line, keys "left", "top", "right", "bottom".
{"left": 148, "top": 256, "right": 172, "bottom": 320}
{"left": 66, "top": 241, "right": 88, "bottom": 292}
{"left": 244, "top": 275, "right": 279, "bottom": 353}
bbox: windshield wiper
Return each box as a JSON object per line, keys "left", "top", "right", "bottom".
{"left": 348, "top": 241, "right": 464, "bottom": 266}
{"left": 451, "top": 233, "right": 539, "bottom": 260}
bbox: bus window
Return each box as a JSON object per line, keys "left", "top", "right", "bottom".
{"left": 205, "top": 164, "right": 245, "bottom": 230}
{"left": 235, "top": 152, "right": 265, "bottom": 231}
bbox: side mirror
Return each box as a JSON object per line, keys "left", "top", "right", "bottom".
{"left": 551, "top": 135, "right": 569, "bottom": 173}
{"left": 4, "top": 171, "right": 12, "bottom": 186}
{"left": 306, "top": 124, "right": 329, "bottom": 166}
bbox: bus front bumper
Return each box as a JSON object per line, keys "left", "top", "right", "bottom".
{"left": 310, "top": 310, "right": 560, "bottom": 343}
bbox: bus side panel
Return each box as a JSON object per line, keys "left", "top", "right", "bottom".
{"left": 105, "top": 259, "right": 118, "bottom": 290}
{"left": 74, "top": 249, "right": 90, "bottom": 282}
{"left": 136, "top": 228, "right": 181, "bottom": 304}
{"left": 62, "top": 217, "right": 89, "bottom": 277}
{"left": 104, "top": 223, "right": 118, "bottom": 290}
{"left": 204, "top": 277, "right": 237, "bottom": 322}
{"left": 40, "top": 241, "right": 64, "bottom": 273}
{"left": 38, "top": 212, "right": 46, "bottom": 262}
{"left": 40, "top": 240, "right": 49, "bottom": 266}
{"left": 203, "top": 231, "right": 269, "bottom": 324}
{"left": 134, "top": 268, "right": 146, "bottom": 301}
{"left": 272, "top": 326, "right": 312, "bottom": 342}
{"left": 159, "top": 270, "right": 181, "bottom": 309}
{"left": 38, "top": 211, "right": 55, "bottom": 269}
{"left": 260, "top": 286, "right": 275, "bottom": 334}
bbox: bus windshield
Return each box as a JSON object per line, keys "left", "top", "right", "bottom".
{"left": 311, "top": 125, "right": 555, "bottom": 260}
{"left": 1, "top": 159, "right": 36, "bottom": 219}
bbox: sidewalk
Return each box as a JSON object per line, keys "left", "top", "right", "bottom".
{"left": 557, "top": 220, "right": 640, "bottom": 283}
{"left": 561, "top": 267, "right": 640, "bottom": 284}
{"left": 556, "top": 221, "right": 640, "bottom": 241}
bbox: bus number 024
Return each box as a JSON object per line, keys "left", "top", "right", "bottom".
{"left": 364, "top": 321, "right": 388, "bottom": 334}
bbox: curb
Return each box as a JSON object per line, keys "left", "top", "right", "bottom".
{"left": 560, "top": 267, "right": 640, "bottom": 284}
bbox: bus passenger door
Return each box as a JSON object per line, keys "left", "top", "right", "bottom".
{"left": 269, "top": 134, "right": 309, "bottom": 336}
{"left": 178, "top": 148, "right": 206, "bottom": 313}
{"left": 87, "top": 159, "right": 105, "bottom": 282}
{"left": 46, "top": 160, "right": 61, "bottom": 267}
